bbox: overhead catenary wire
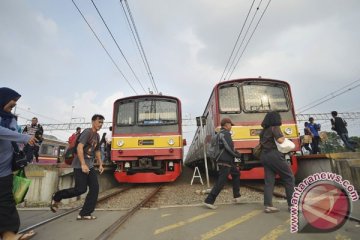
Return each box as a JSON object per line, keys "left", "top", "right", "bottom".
{"left": 218, "top": 0, "right": 256, "bottom": 82}
{"left": 227, "top": 0, "right": 272, "bottom": 80}
{"left": 71, "top": 0, "right": 138, "bottom": 94}
{"left": 298, "top": 81, "right": 360, "bottom": 113}
{"left": 224, "top": 0, "right": 264, "bottom": 81}
{"left": 90, "top": 0, "right": 147, "bottom": 93}
{"left": 120, "top": 0, "right": 158, "bottom": 93}
{"left": 297, "top": 78, "right": 360, "bottom": 113}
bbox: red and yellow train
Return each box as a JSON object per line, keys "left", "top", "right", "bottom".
{"left": 111, "top": 95, "right": 185, "bottom": 183}
{"left": 185, "top": 78, "right": 300, "bottom": 179}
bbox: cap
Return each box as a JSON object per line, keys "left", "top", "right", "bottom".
{"left": 221, "top": 118, "right": 234, "bottom": 126}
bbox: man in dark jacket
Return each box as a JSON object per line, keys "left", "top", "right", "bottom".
{"left": 204, "top": 118, "right": 241, "bottom": 209}
{"left": 331, "top": 111, "right": 357, "bottom": 152}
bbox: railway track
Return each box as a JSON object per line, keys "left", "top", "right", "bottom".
{"left": 18, "top": 184, "right": 164, "bottom": 239}
{"left": 18, "top": 186, "right": 133, "bottom": 234}
{"left": 95, "top": 185, "right": 163, "bottom": 240}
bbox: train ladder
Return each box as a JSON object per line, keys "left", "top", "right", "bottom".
{"left": 190, "top": 167, "right": 204, "bottom": 185}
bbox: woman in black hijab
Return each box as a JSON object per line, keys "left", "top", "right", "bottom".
{"left": 0, "top": 87, "right": 36, "bottom": 240}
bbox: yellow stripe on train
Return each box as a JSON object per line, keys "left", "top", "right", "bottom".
{"left": 230, "top": 124, "right": 299, "bottom": 140}
{"left": 112, "top": 135, "right": 183, "bottom": 149}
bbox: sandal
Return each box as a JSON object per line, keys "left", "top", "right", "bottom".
{"left": 17, "top": 230, "right": 36, "bottom": 240}
{"left": 76, "top": 215, "right": 97, "bottom": 220}
{"left": 50, "top": 193, "right": 60, "bottom": 213}
{"left": 264, "top": 206, "right": 279, "bottom": 213}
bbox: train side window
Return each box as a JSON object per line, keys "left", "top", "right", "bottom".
{"left": 219, "top": 85, "right": 240, "bottom": 113}
{"left": 40, "top": 144, "right": 56, "bottom": 156}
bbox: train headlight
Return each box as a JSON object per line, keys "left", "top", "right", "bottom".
{"left": 284, "top": 128, "right": 292, "bottom": 135}
{"left": 168, "top": 161, "right": 174, "bottom": 171}
{"left": 168, "top": 138, "right": 175, "bottom": 145}
{"left": 124, "top": 162, "right": 130, "bottom": 169}
{"left": 117, "top": 140, "right": 125, "bottom": 147}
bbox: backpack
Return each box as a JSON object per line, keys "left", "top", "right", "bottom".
{"left": 64, "top": 133, "right": 81, "bottom": 165}
{"left": 207, "top": 131, "right": 224, "bottom": 161}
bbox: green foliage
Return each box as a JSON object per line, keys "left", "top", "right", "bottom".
{"left": 319, "top": 131, "right": 358, "bottom": 153}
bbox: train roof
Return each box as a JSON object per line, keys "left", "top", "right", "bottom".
{"left": 114, "top": 94, "right": 181, "bottom": 103}
{"left": 213, "top": 77, "right": 290, "bottom": 90}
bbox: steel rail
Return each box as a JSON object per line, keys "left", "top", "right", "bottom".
{"left": 18, "top": 186, "right": 132, "bottom": 234}
{"left": 95, "top": 185, "right": 162, "bottom": 240}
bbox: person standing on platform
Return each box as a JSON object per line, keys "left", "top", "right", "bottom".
{"left": 203, "top": 118, "right": 242, "bottom": 209}
{"left": 331, "top": 111, "right": 357, "bottom": 152}
{"left": 302, "top": 122, "right": 313, "bottom": 153}
{"left": 308, "top": 117, "right": 321, "bottom": 154}
{"left": 0, "top": 87, "right": 37, "bottom": 240}
{"left": 22, "top": 117, "right": 43, "bottom": 162}
{"left": 50, "top": 114, "right": 105, "bottom": 220}
{"left": 259, "top": 111, "right": 295, "bottom": 213}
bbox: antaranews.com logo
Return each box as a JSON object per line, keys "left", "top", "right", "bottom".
{"left": 290, "top": 172, "right": 359, "bottom": 233}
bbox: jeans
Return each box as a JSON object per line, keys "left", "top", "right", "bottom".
{"left": 205, "top": 164, "right": 240, "bottom": 204}
{"left": 53, "top": 168, "right": 99, "bottom": 216}
{"left": 261, "top": 149, "right": 295, "bottom": 207}
{"left": 339, "top": 133, "right": 357, "bottom": 151}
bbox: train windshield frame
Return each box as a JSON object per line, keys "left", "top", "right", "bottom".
{"left": 241, "top": 83, "right": 289, "bottom": 112}
{"left": 115, "top": 99, "right": 178, "bottom": 127}
{"left": 218, "top": 84, "right": 241, "bottom": 113}
{"left": 137, "top": 99, "right": 178, "bottom": 126}
{"left": 218, "top": 82, "right": 290, "bottom": 114}
{"left": 116, "top": 101, "right": 136, "bottom": 126}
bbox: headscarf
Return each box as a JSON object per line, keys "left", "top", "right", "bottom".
{"left": 0, "top": 87, "right": 21, "bottom": 128}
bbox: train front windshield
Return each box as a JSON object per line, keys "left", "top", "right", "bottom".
{"left": 114, "top": 99, "right": 179, "bottom": 134}
{"left": 219, "top": 83, "right": 289, "bottom": 112}
{"left": 219, "top": 82, "right": 293, "bottom": 121}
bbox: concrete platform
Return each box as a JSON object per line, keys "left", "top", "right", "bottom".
{"left": 18, "top": 200, "right": 360, "bottom": 240}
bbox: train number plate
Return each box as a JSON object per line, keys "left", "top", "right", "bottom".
{"left": 138, "top": 139, "right": 154, "bottom": 145}
{"left": 250, "top": 129, "right": 262, "bottom": 136}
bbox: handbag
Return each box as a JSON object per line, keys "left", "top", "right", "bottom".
{"left": 12, "top": 142, "right": 29, "bottom": 171}
{"left": 252, "top": 143, "right": 262, "bottom": 159}
{"left": 12, "top": 169, "right": 31, "bottom": 204}
{"left": 275, "top": 138, "right": 295, "bottom": 153}
{"left": 303, "top": 135, "right": 312, "bottom": 144}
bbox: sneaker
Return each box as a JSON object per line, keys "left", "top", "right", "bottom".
{"left": 203, "top": 202, "right": 217, "bottom": 210}
{"left": 233, "top": 197, "right": 241, "bottom": 204}
{"left": 264, "top": 206, "right": 279, "bottom": 213}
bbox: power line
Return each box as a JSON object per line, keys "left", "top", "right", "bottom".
{"left": 218, "top": 0, "right": 256, "bottom": 82}
{"left": 227, "top": 0, "right": 272, "bottom": 80}
{"left": 121, "top": 0, "right": 159, "bottom": 93}
{"left": 90, "top": 0, "right": 147, "bottom": 93}
{"left": 71, "top": 0, "right": 138, "bottom": 94}
{"left": 298, "top": 81, "right": 360, "bottom": 113}
{"left": 297, "top": 78, "right": 360, "bottom": 113}
{"left": 223, "top": 0, "right": 262, "bottom": 81}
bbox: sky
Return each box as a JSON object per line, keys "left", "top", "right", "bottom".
{"left": 1, "top": 0, "right": 360, "bottom": 151}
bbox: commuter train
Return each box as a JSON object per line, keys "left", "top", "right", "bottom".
{"left": 185, "top": 78, "right": 300, "bottom": 179}
{"left": 111, "top": 95, "right": 185, "bottom": 183}
{"left": 36, "top": 137, "right": 68, "bottom": 165}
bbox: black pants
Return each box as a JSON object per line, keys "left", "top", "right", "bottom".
{"left": 261, "top": 149, "right": 295, "bottom": 207}
{"left": 205, "top": 164, "right": 240, "bottom": 204}
{"left": 0, "top": 174, "right": 20, "bottom": 233}
{"left": 311, "top": 136, "right": 321, "bottom": 154}
{"left": 53, "top": 168, "right": 99, "bottom": 216}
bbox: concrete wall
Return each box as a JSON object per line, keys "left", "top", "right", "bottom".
{"left": 23, "top": 164, "right": 118, "bottom": 206}
{"left": 296, "top": 152, "right": 360, "bottom": 192}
